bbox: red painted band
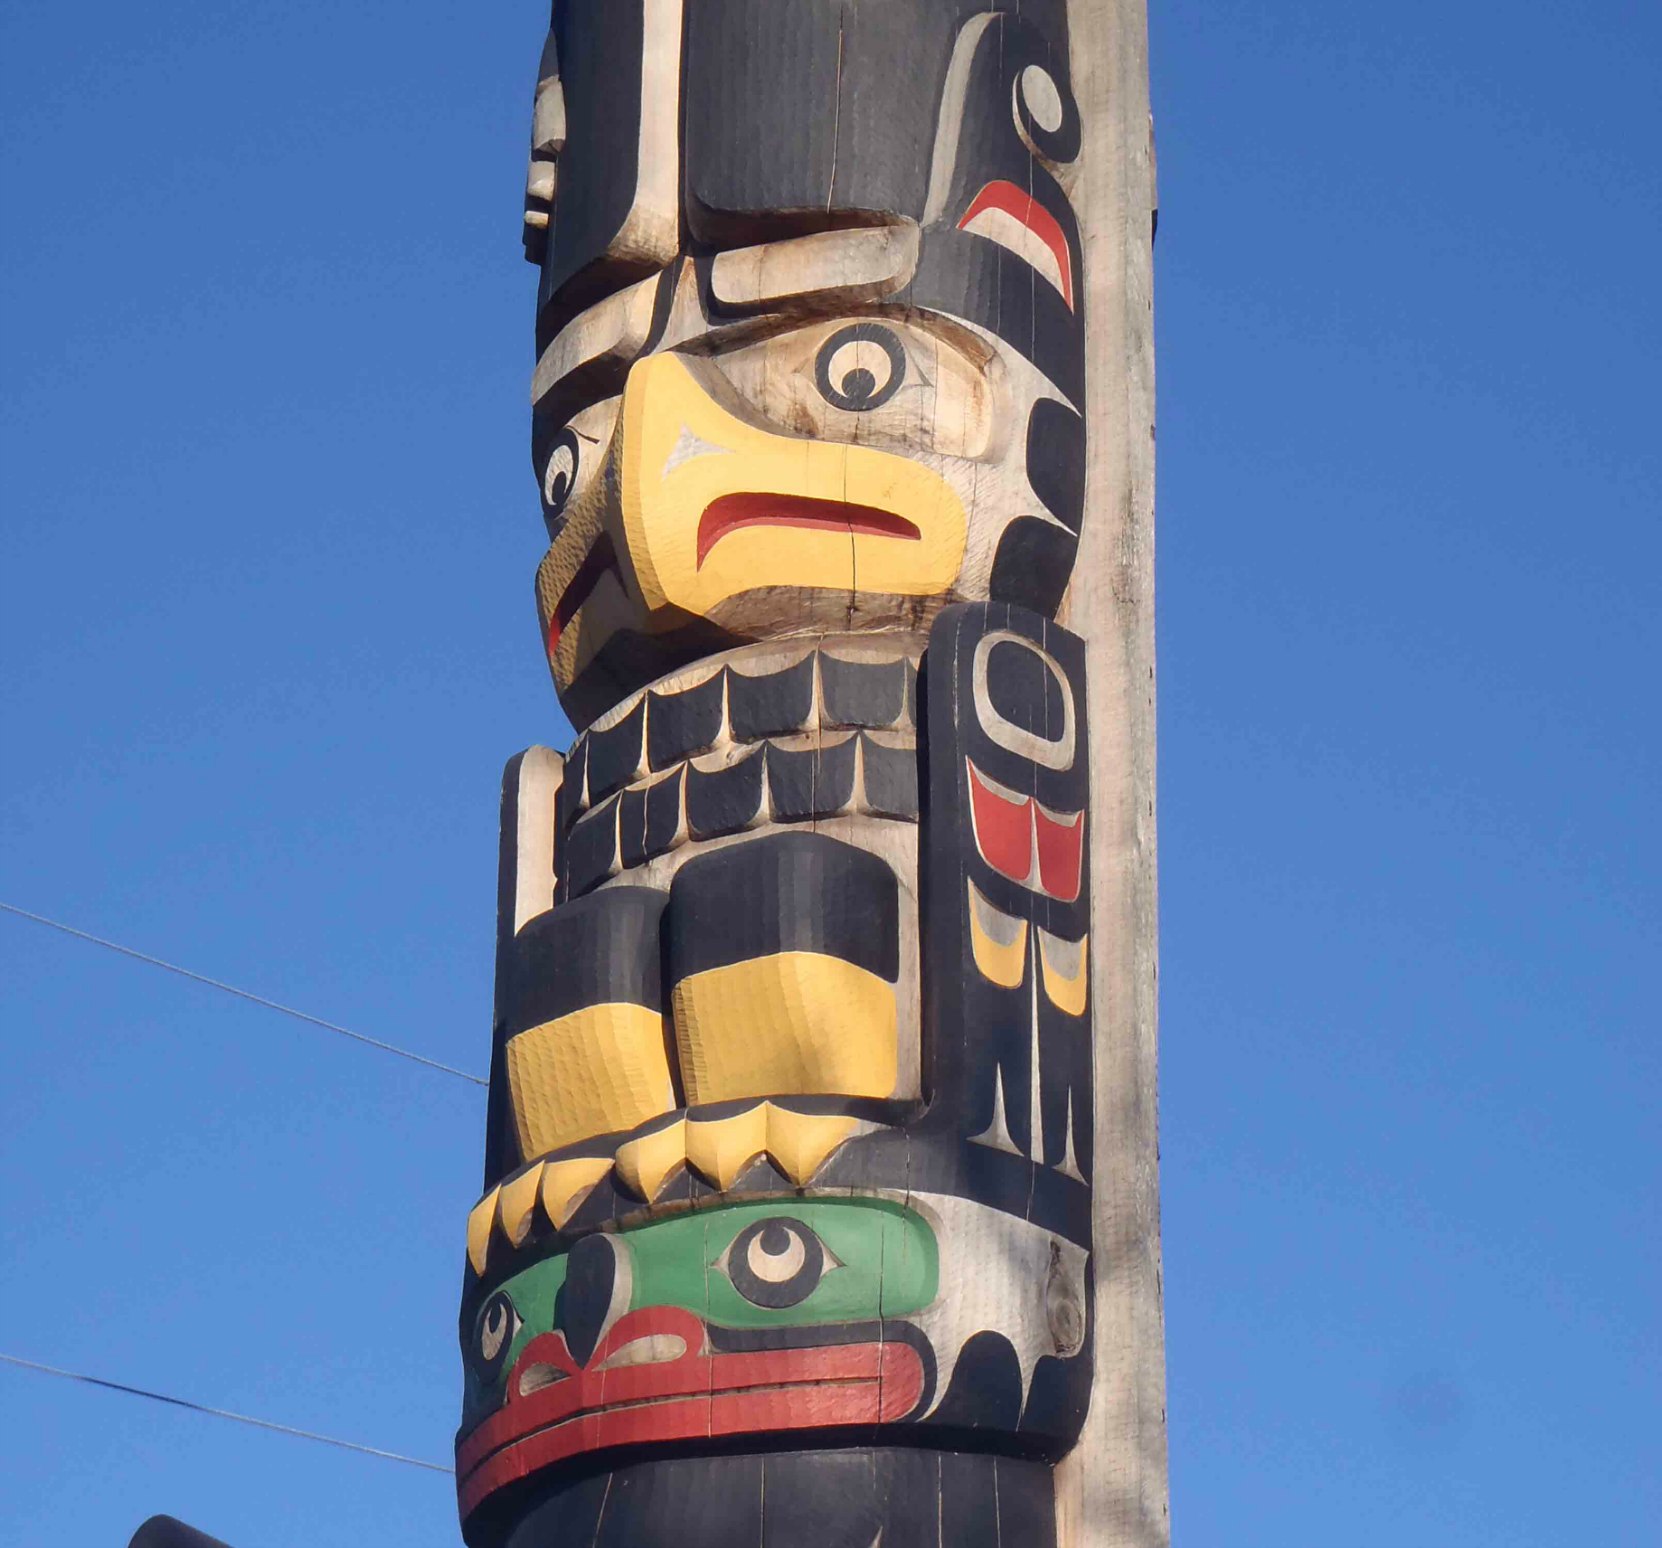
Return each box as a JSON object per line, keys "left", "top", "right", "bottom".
{"left": 456, "top": 1307, "right": 926, "bottom": 1518}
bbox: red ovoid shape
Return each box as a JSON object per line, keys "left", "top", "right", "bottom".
{"left": 455, "top": 1306, "right": 926, "bottom": 1520}
{"left": 956, "top": 179, "right": 1076, "bottom": 311}
{"left": 696, "top": 492, "right": 921, "bottom": 568}
{"left": 966, "top": 759, "right": 1084, "bottom": 903}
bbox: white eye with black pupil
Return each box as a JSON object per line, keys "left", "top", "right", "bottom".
{"left": 814, "top": 324, "right": 906, "bottom": 412}
{"left": 476, "top": 1290, "right": 521, "bottom": 1374}
{"left": 542, "top": 430, "right": 579, "bottom": 516}
{"left": 748, "top": 1228, "right": 806, "bottom": 1283}
{"left": 724, "top": 1217, "right": 832, "bottom": 1309}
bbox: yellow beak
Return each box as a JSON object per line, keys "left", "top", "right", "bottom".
{"left": 617, "top": 352, "right": 968, "bottom": 619}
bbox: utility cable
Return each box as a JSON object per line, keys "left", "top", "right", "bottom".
{"left": 0, "top": 902, "right": 486, "bottom": 1086}
{"left": 0, "top": 1352, "right": 454, "bottom": 1474}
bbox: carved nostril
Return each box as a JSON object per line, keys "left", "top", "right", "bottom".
{"left": 593, "top": 1334, "right": 687, "bottom": 1372}
{"left": 517, "top": 1363, "right": 568, "bottom": 1398}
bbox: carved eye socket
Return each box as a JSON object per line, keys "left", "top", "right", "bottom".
{"left": 721, "top": 1217, "right": 837, "bottom": 1309}
{"left": 1009, "top": 56, "right": 1080, "bottom": 165}
{"left": 542, "top": 429, "right": 579, "bottom": 517}
{"left": 475, "top": 1290, "right": 522, "bottom": 1376}
{"left": 1016, "top": 65, "right": 1064, "bottom": 134}
{"left": 814, "top": 324, "right": 906, "bottom": 412}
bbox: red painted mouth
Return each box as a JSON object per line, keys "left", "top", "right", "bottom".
{"left": 545, "top": 532, "right": 619, "bottom": 657}
{"left": 696, "top": 492, "right": 921, "bottom": 569}
{"left": 455, "top": 1306, "right": 925, "bottom": 1518}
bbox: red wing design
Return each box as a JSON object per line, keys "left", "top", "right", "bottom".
{"left": 967, "top": 759, "right": 1083, "bottom": 902}
{"left": 1033, "top": 803, "right": 1084, "bottom": 903}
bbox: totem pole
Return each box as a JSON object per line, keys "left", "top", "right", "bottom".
{"left": 456, "top": 5, "right": 1165, "bottom": 1545}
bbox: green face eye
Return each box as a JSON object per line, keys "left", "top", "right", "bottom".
{"left": 718, "top": 1216, "right": 841, "bottom": 1309}
{"left": 474, "top": 1290, "right": 521, "bottom": 1379}
{"left": 470, "top": 1198, "right": 940, "bottom": 1384}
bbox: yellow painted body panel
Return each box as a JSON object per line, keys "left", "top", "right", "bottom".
{"left": 671, "top": 950, "right": 899, "bottom": 1104}
{"left": 505, "top": 1002, "right": 676, "bottom": 1157}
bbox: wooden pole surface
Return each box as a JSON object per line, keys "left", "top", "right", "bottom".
{"left": 1057, "top": 1, "right": 1170, "bottom": 1543}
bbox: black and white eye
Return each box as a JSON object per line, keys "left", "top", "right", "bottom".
{"left": 814, "top": 324, "right": 906, "bottom": 413}
{"left": 1009, "top": 54, "right": 1080, "bottom": 165}
{"left": 1016, "top": 65, "right": 1064, "bottom": 135}
{"left": 475, "top": 1290, "right": 522, "bottom": 1377}
{"left": 720, "top": 1217, "right": 838, "bottom": 1309}
{"left": 542, "top": 429, "right": 579, "bottom": 517}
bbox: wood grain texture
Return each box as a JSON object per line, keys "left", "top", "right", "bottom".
{"left": 1054, "top": 1, "right": 1171, "bottom": 1544}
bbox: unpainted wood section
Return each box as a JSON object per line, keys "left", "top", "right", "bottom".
{"left": 1054, "top": 1, "right": 1170, "bottom": 1544}
{"left": 510, "top": 746, "right": 562, "bottom": 935}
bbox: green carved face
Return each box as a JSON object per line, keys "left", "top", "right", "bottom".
{"left": 461, "top": 1198, "right": 938, "bottom": 1419}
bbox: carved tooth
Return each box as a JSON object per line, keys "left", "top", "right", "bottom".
{"left": 764, "top": 1104, "right": 859, "bottom": 1185}
{"left": 613, "top": 1117, "right": 687, "bottom": 1201}
{"left": 539, "top": 1156, "right": 615, "bottom": 1230}
{"left": 684, "top": 1105, "right": 769, "bottom": 1191}
{"left": 496, "top": 1163, "right": 545, "bottom": 1248}
{"left": 467, "top": 1187, "right": 502, "bottom": 1277}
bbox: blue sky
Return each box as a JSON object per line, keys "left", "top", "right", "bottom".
{"left": 1, "top": 2, "right": 1656, "bottom": 1544}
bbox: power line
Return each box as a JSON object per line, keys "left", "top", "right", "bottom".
{"left": 0, "top": 1352, "right": 454, "bottom": 1474}
{"left": 0, "top": 902, "right": 486, "bottom": 1087}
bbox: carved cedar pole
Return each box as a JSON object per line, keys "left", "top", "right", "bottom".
{"left": 456, "top": 5, "right": 1167, "bottom": 1546}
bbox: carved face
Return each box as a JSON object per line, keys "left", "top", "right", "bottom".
{"left": 522, "top": 1, "right": 1086, "bottom": 729}
{"left": 458, "top": 1194, "right": 1088, "bottom": 1519}
{"left": 458, "top": 1199, "right": 937, "bottom": 1516}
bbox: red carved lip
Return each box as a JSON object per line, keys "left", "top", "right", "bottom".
{"left": 696, "top": 492, "right": 921, "bottom": 568}
{"left": 455, "top": 1306, "right": 925, "bottom": 1519}
{"left": 545, "top": 533, "right": 618, "bottom": 657}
